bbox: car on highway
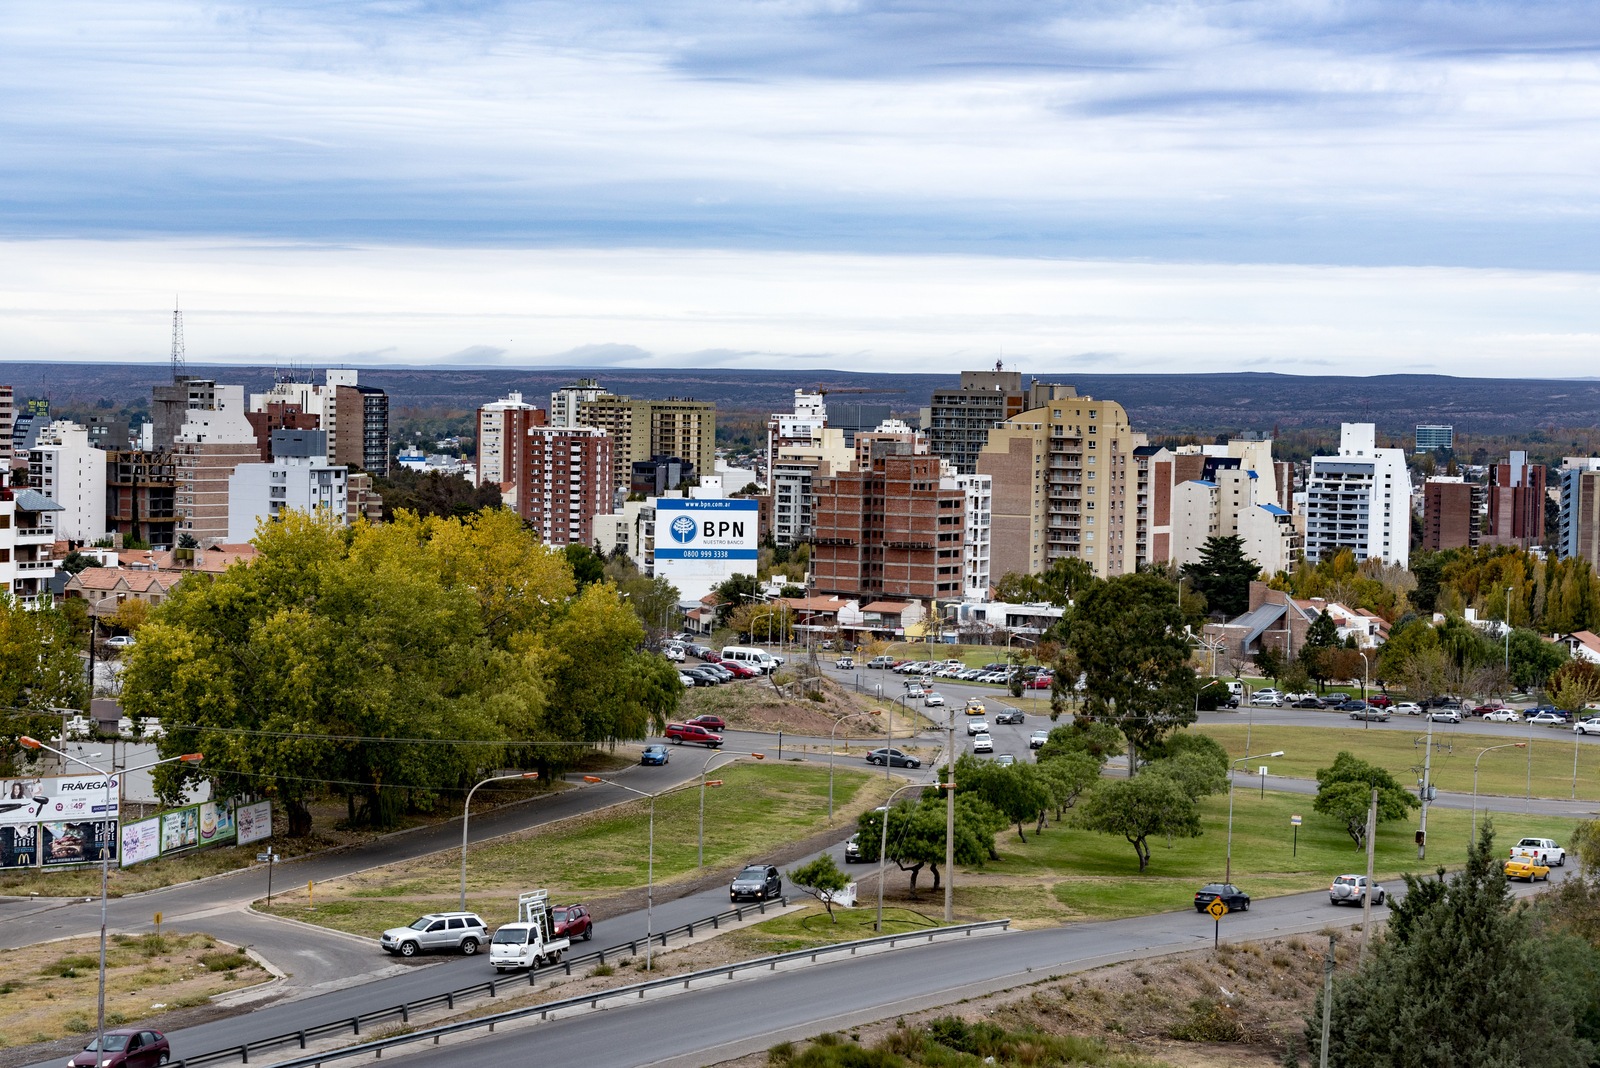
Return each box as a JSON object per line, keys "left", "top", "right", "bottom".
{"left": 993, "top": 709, "right": 1025, "bottom": 724}
{"left": 1504, "top": 858, "right": 1551, "bottom": 882}
{"left": 1510, "top": 838, "right": 1567, "bottom": 866}
{"left": 836, "top": 656, "right": 854, "bottom": 669}
{"left": 1030, "top": 729, "right": 1050, "bottom": 749}
{"left": 687, "top": 714, "right": 728, "bottom": 731}
{"left": 68, "top": 1030, "right": 169, "bottom": 1068}
{"left": 1483, "top": 708, "right": 1520, "bottom": 723}
{"left": 381, "top": 912, "right": 489, "bottom": 957}
{"left": 844, "top": 833, "right": 862, "bottom": 863}
{"left": 1194, "top": 883, "right": 1250, "bottom": 912}
{"left": 964, "top": 699, "right": 986, "bottom": 716}
{"left": 730, "top": 864, "right": 782, "bottom": 902}
{"left": 1349, "top": 705, "right": 1390, "bottom": 721}
{"left": 866, "top": 747, "right": 922, "bottom": 768}
{"left": 105, "top": 635, "right": 136, "bottom": 649}
{"left": 1428, "top": 708, "right": 1462, "bottom": 724}
{"left": 1394, "top": 702, "right": 1422, "bottom": 716}
{"left": 1529, "top": 711, "right": 1565, "bottom": 727}
{"left": 966, "top": 718, "right": 989, "bottom": 736}
{"left": 924, "top": 692, "right": 945, "bottom": 707}
{"left": 972, "top": 733, "right": 994, "bottom": 753}
{"left": 1329, "top": 874, "right": 1385, "bottom": 906}
{"left": 1290, "top": 697, "right": 1325, "bottom": 709}
{"left": 868, "top": 656, "right": 895, "bottom": 669}
{"left": 552, "top": 904, "right": 593, "bottom": 941}
{"left": 1249, "top": 689, "right": 1283, "bottom": 707}
{"left": 994, "top": 754, "right": 1015, "bottom": 766}
{"left": 664, "top": 722, "right": 724, "bottom": 748}
{"left": 640, "top": 744, "right": 670, "bottom": 765}
{"left": 1575, "top": 717, "right": 1600, "bottom": 735}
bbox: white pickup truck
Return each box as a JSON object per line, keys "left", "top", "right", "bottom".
{"left": 489, "top": 889, "right": 572, "bottom": 973}
{"left": 1509, "top": 838, "right": 1567, "bottom": 867}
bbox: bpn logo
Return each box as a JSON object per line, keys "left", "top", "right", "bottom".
{"left": 669, "top": 515, "right": 699, "bottom": 543}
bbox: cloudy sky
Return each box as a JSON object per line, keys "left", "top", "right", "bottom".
{"left": 1, "top": 1, "right": 1597, "bottom": 375}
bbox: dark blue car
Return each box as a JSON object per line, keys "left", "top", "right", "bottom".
{"left": 640, "top": 744, "right": 670, "bottom": 766}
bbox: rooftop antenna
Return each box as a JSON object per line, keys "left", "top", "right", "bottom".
{"left": 170, "top": 298, "right": 187, "bottom": 381}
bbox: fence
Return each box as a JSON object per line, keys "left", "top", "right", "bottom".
{"left": 172, "top": 915, "right": 1010, "bottom": 1068}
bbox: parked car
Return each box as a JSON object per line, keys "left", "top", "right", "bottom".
{"left": 1291, "top": 697, "right": 1325, "bottom": 709}
{"left": 68, "top": 1030, "right": 170, "bottom": 1068}
{"left": 866, "top": 747, "right": 921, "bottom": 769}
{"left": 1329, "top": 875, "right": 1385, "bottom": 907}
{"left": 1284, "top": 692, "right": 1317, "bottom": 703}
{"left": 1250, "top": 689, "right": 1283, "bottom": 707}
{"left": 1394, "top": 702, "right": 1422, "bottom": 716}
{"left": 1029, "top": 729, "right": 1050, "bottom": 749}
{"left": 721, "top": 661, "right": 761, "bottom": 679}
{"left": 1504, "top": 858, "right": 1551, "bottom": 882}
{"left": 1575, "top": 717, "right": 1600, "bottom": 735}
{"left": 686, "top": 714, "right": 727, "bottom": 732}
{"left": 701, "top": 665, "right": 734, "bottom": 682}
{"left": 964, "top": 699, "right": 986, "bottom": 716}
{"left": 836, "top": 656, "right": 854, "bottom": 669}
{"left": 1349, "top": 706, "right": 1390, "bottom": 721}
{"left": 1484, "top": 708, "right": 1520, "bottom": 723}
{"left": 1530, "top": 711, "right": 1565, "bottom": 727}
{"left": 552, "top": 903, "right": 593, "bottom": 941}
{"left": 1194, "top": 883, "right": 1250, "bottom": 913}
{"left": 677, "top": 672, "right": 697, "bottom": 688}
{"left": 664, "top": 722, "right": 724, "bottom": 748}
{"left": 640, "top": 744, "right": 670, "bottom": 766}
{"left": 994, "top": 709, "right": 1025, "bottom": 725}
{"left": 1473, "top": 703, "right": 1507, "bottom": 715}
{"left": 1428, "top": 709, "right": 1462, "bottom": 724}
{"left": 105, "top": 635, "right": 136, "bottom": 649}
{"left": 1510, "top": 837, "right": 1567, "bottom": 867}
{"left": 700, "top": 651, "right": 725, "bottom": 663}
{"left": 994, "top": 754, "right": 1015, "bottom": 766}
{"left": 663, "top": 645, "right": 685, "bottom": 662}
{"left": 1367, "top": 694, "right": 1393, "bottom": 708}
{"left": 966, "top": 718, "right": 989, "bottom": 736}
{"left": 844, "top": 833, "right": 862, "bottom": 863}
{"left": 868, "top": 656, "right": 896, "bottom": 669}
{"left": 1525, "top": 704, "right": 1560, "bottom": 719}
{"left": 381, "top": 912, "right": 489, "bottom": 956}
{"left": 972, "top": 733, "right": 994, "bottom": 753}
{"left": 924, "top": 692, "right": 945, "bottom": 707}
{"left": 1027, "top": 676, "right": 1052, "bottom": 690}
{"left": 730, "top": 864, "right": 782, "bottom": 902}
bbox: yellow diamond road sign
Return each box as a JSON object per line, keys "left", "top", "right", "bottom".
{"left": 1207, "top": 899, "right": 1228, "bottom": 920}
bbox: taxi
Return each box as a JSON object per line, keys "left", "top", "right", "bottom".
{"left": 1504, "top": 858, "right": 1551, "bottom": 882}
{"left": 964, "top": 698, "right": 986, "bottom": 716}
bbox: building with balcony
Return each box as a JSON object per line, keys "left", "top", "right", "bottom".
{"left": 505, "top": 425, "right": 613, "bottom": 547}
{"left": 227, "top": 430, "right": 351, "bottom": 542}
{"left": 474, "top": 392, "right": 545, "bottom": 489}
{"left": 29, "top": 421, "right": 108, "bottom": 543}
{"left": 1, "top": 487, "right": 64, "bottom": 608}
{"left": 926, "top": 369, "right": 1031, "bottom": 476}
{"left": 1302, "top": 423, "right": 1411, "bottom": 567}
{"left": 953, "top": 473, "right": 992, "bottom": 601}
{"left": 106, "top": 449, "right": 178, "bottom": 549}
{"left": 1485, "top": 451, "right": 1545, "bottom": 549}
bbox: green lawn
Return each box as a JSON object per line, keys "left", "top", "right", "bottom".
{"left": 268, "top": 762, "right": 892, "bottom": 937}
{"left": 1195, "top": 723, "right": 1600, "bottom": 801}
{"left": 728, "top": 904, "right": 952, "bottom": 956}
{"left": 952, "top": 786, "right": 1580, "bottom": 922}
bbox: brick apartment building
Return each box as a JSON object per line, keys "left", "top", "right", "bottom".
{"left": 810, "top": 447, "right": 965, "bottom": 602}
{"left": 506, "top": 425, "right": 613, "bottom": 547}
{"left": 474, "top": 393, "right": 546, "bottom": 488}
{"left": 1422, "top": 477, "right": 1483, "bottom": 551}
{"left": 1485, "top": 451, "right": 1545, "bottom": 548}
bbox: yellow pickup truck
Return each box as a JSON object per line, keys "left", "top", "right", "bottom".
{"left": 1504, "top": 858, "right": 1551, "bottom": 882}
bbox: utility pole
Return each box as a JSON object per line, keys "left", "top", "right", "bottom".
{"left": 1418, "top": 715, "right": 1434, "bottom": 860}
{"left": 945, "top": 703, "right": 955, "bottom": 923}
{"left": 1360, "top": 787, "right": 1376, "bottom": 966}
{"left": 1318, "top": 932, "right": 1335, "bottom": 1068}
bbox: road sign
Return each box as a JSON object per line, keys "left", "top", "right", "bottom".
{"left": 1206, "top": 899, "right": 1228, "bottom": 920}
{"left": 153, "top": 911, "right": 161, "bottom": 926}
{"left": 1290, "top": 815, "right": 1302, "bottom": 826}
{"left": 257, "top": 852, "right": 273, "bottom": 862}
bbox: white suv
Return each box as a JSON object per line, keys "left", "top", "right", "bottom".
{"left": 381, "top": 912, "right": 489, "bottom": 957}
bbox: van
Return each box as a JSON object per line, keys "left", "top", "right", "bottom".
{"left": 721, "top": 646, "right": 777, "bottom": 674}
{"left": 1226, "top": 680, "right": 1243, "bottom": 698}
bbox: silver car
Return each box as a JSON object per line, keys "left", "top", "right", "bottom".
{"left": 380, "top": 912, "right": 489, "bottom": 957}
{"left": 966, "top": 718, "right": 989, "bottom": 736}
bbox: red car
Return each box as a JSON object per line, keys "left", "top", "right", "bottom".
{"left": 552, "top": 903, "right": 593, "bottom": 941}
{"left": 687, "top": 714, "right": 728, "bottom": 731}
{"left": 1368, "top": 695, "right": 1393, "bottom": 708}
{"left": 721, "top": 662, "right": 760, "bottom": 679}
{"left": 665, "top": 722, "right": 724, "bottom": 748}
{"left": 1474, "top": 704, "right": 1507, "bottom": 715}
{"left": 700, "top": 652, "right": 724, "bottom": 663}
{"left": 1027, "top": 676, "right": 1052, "bottom": 689}
{"left": 69, "top": 1030, "right": 170, "bottom": 1068}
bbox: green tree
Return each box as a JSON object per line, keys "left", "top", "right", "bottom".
{"left": 951, "top": 753, "right": 1051, "bottom": 842}
{"left": 855, "top": 789, "right": 991, "bottom": 895}
{"left": 1312, "top": 751, "right": 1420, "bottom": 848}
{"left": 1508, "top": 627, "right": 1568, "bottom": 693}
{"left": 1252, "top": 645, "right": 1283, "bottom": 685}
{"left": 1067, "top": 572, "right": 1199, "bottom": 776}
{"left": 993, "top": 556, "right": 1098, "bottom": 609}
{"left": 563, "top": 543, "right": 606, "bottom": 587}
{"left": 1032, "top": 752, "right": 1101, "bottom": 825}
{"left": 1033, "top": 720, "right": 1122, "bottom": 765}
{"left": 1550, "top": 661, "right": 1600, "bottom": 715}
{"left": 1299, "top": 609, "right": 1339, "bottom": 689}
{"left": 1182, "top": 535, "right": 1260, "bottom": 620}
{"left": 713, "top": 573, "right": 762, "bottom": 627}
{"left": 1145, "top": 749, "right": 1229, "bottom": 802}
{"left": 1308, "top": 825, "right": 1589, "bottom": 1068}
{"left": 58, "top": 550, "right": 97, "bottom": 576}
{"left": 1075, "top": 774, "right": 1201, "bottom": 872}
{"left": 0, "top": 597, "right": 89, "bottom": 771}
{"left": 787, "top": 854, "right": 851, "bottom": 922}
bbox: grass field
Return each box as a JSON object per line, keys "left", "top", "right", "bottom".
{"left": 725, "top": 904, "right": 954, "bottom": 956}
{"left": 269, "top": 761, "right": 893, "bottom": 937}
{"left": 1194, "top": 723, "right": 1600, "bottom": 801}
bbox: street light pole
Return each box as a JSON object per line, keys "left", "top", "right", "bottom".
{"left": 20, "top": 737, "right": 201, "bottom": 1065}
{"left": 875, "top": 780, "right": 950, "bottom": 932}
{"left": 829, "top": 711, "right": 881, "bottom": 822}
{"left": 1357, "top": 650, "right": 1370, "bottom": 728}
{"left": 700, "top": 751, "right": 761, "bottom": 865}
{"left": 945, "top": 702, "right": 956, "bottom": 923}
{"left": 461, "top": 771, "right": 540, "bottom": 910}
{"left": 1225, "top": 750, "right": 1284, "bottom": 882}
{"left": 1473, "top": 742, "right": 1527, "bottom": 842}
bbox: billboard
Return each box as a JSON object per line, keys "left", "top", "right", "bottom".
{"left": 653, "top": 498, "right": 759, "bottom": 600}
{"left": 120, "top": 818, "right": 161, "bottom": 868}
{"left": 1, "top": 825, "right": 38, "bottom": 868}
{"left": 0, "top": 774, "right": 119, "bottom": 827}
{"left": 236, "top": 801, "right": 272, "bottom": 846}
{"left": 199, "top": 801, "right": 236, "bottom": 845}
{"left": 43, "top": 820, "right": 116, "bottom": 866}
{"left": 161, "top": 806, "right": 200, "bottom": 854}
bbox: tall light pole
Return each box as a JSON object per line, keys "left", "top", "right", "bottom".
{"left": 461, "top": 772, "right": 540, "bottom": 910}
{"left": 1473, "top": 742, "right": 1526, "bottom": 841}
{"left": 875, "top": 780, "right": 953, "bottom": 932}
{"left": 20, "top": 737, "right": 202, "bottom": 1064}
{"left": 700, "top": 751, "right": 761, "bottom": 865}
{"left": 1505, "top": 585, "right": 1513, "bottom": 674}
{"left": 829, "top": 711, "right": 881, "bottom": 822}
{"left": 944, "top": 703, "right": 955, "bottom": 923}
{"left": 1225, "top": 750, "right": 1284, "bottom": 882}
{"left": 1357, "top": 651, "right": 1370, "bottom": 729}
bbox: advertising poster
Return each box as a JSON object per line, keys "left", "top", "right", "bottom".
{"left": 198, "top": 801, "right": 236, "bottom": 845}
{"left": 1, "top": 774, "right": 120, "bottom": 827}
{"left": 236, "top": 801, "right": 272, "bottom": 846}
{"left": 120, "top": 818, "right": 161, "bottom": 868}
{"left": 161, "top": 807, "right": 199, "bottom": 853}
{"left": 652, "top": 498, "right": 759, "bottom": 601}
{"left": 1, "top": 825, "right": 38, "bottom": 868}
{"left": 43, "top": 820, "right": 117, "bottom": 866}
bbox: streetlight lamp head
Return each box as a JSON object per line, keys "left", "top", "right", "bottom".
{"left": 1269, "top": 751, "right": 1285, "bottom": 758}
{"left": 18, "top": 736, "right": 41, "bottom": 750}
{"left": 180, "top": 753, "right": 204, "bottom": 763}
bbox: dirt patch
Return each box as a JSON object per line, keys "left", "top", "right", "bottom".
{"left": 682, "top": 675, "right": 879, "bottom": 735}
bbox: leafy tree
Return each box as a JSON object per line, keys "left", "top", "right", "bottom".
{"left": 108, "top": 597, "right": 152, "bottom": 635}
{"left": 58, "top": 550, "right": 97, "bottom": 576}
{"left": 1196, "top": 679, "right": 1232, "bottom": 711}
{"left": 713, "top": 573, "right": 762, "bottom": 627}
{"left": 1550, "top": 660, "right": 1600, "bottom": 715}
{"left": 993, "top": 556, "right": 1098, "bottom": 609}
{"left": 1033, "top": 721, "right": 1122, "bottom": 765}
{"left": 370, "top": 468, "right": 501, "bottom": 522}
{"left": 563, "top": 543, "right": 606, "bottom": 587}
{"left": 612, "top": 570, "right": 681, "bottom": 644}
{"left": 1032, "top": 752, "right": 1101, "bottom": 826}
{"left": 951, "top": 753, "right": 1051, "bottom": 841}
{"left": 1299, "top": 609, "right": 1339, "bottom": 689}
{"left": 1312, "top": 751, "right": 1420, "bottom": 848}
{"left": 1075, "top": 773, "right": 1201, "bottom": 872}
{"left": 0, "top": 597, "right": 89, "bottom": 772}
{"left": 728, "top": 601, "right": 792, "bottom": 644}
{"left": 1508, "top": 627, "right": 1569, "bottom": 693}
{"left": 854, "top": 790, "right": 990, "bottom": 895}
{"left": 1252, "top": 645, "right": 1282, "bottom": 684}
{"left": 1067, "top": 572, "right": 1199, "bottom": 775}
{"left": 787, "top": 854, "right": 851, "bottom": 922}
{"left": 1308, "top": 824, "right": 1590, "bottom": 1068}
{"left": 1182, "top": 535, "right": 1260, "bottom": 620}
{"left": 1145, "top": 749, "right": 1228, "bottom": 801}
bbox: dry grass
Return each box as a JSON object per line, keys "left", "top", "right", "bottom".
{"left": 0, "top": 932, "right": 267, "bottom": 1048}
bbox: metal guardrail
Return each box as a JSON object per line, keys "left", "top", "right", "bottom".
{"left": 172, "top": 916, "right": 1010, "bottom": 1068}
{"left": 170, "top": 897, "right": 793, "bottom": 1068}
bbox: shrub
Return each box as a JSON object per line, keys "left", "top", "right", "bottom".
{"left": 767, "top": 1040, "right": 795, "bottom": 1064}
{"left": 64, "top": 1013, "right": 92, "bottom": 1034}
{"left": 1168, "top": 997, "right": 1244, "bottom": 1042}
{"left": 588, "top": 964, "right": 615, "bottom": 977}
{"left": 199, "top": 951, "right": 252, "bottom": 972}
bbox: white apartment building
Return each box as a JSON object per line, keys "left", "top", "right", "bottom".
{"left": 765, "top": 390, "right": 828, "bottom": 479}
{"left": 29, "top": 421, "right": 107, "bottom": 542}
{"left": 1303, "top": 423, "right": 1411, "bottom": 567}
{"left": 954, "top": 471, "right": 992, "bottom": 601}
{"left": 771, "top": 428, "right": 855, "bottom": 548}
{"left": 1, "top": 488, "right": 64, "bottom": 607}
{"left": 474, "top": 391, "right": 540, "bottom": 488}
{"left": 227, "top": 430, "right": 350, "bottom": 542}
{"left": 549, "top": 379, "right": 605, "bottom": 429}
{"left": 1171, "top": 472, "right": 1300, "bottom": 575}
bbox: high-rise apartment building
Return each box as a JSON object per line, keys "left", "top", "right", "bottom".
{"left": 1485, "top": 451, "right": 1545, "bottom": 548}
{"left": 1303, "top": 423, "right": 1411, "bottom": 567}
{"left": 926, "top": 369, "right": 1031, "bottom": 475}
{"left": 474, "top": 392, "right": 544, "bottom": 488}
{"left": 766, "top": 390, "right": 827, "bottom": 471}
{"left": 1421, "top": 477, "right": 1483, "bottom": 551}
{"left": 227, "top": 430, "right": 351, "bottom": 543}
{"left": 576, "top": 393, "right": 715, "bottom": 494}
{"left": 1415, "top": 425, "right": 1454, "bottom": 454}
{"left": 549, "top": 379, "right": 605, "bottom": 429}
{"left": 28, "top": 422, "right": 108, "bottom": 543}
{"left": 170, "top": 384, "right": 262, "bottom": 544}
{"left": 976, "top": 413, "right": 1049, "bottom": 579}
{"left": 0, "top": 385, "right": 13, "bottom": 469}
{"left": 248, "top": 371, "right": 389, "bottom": 475}
{"left": 1558, "top": 458, "right": 1600, "bottom": 566}
{"left": 954, "top": 473, "right": 992, "bottom": 601}
{"left": 505, "top": 426, "right": 613, "bottom": 547}
{"left": 770, "top": 429, "right": 855, "bottom": 548}
{"left": 810, "top": 447, "right": 965, "bottom": 602}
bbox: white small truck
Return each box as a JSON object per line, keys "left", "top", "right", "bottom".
{"left": 489, "top": 890, "right": 572, "bottom": 973}
{"left": 1509, "top": 838, "right": 1567, "bottom": 867}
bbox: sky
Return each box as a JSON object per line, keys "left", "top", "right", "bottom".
{"left": 1, "top": 1, "right": 1598, "bottom": 376}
